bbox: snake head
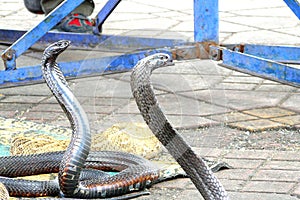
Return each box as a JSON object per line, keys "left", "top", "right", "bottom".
{"left": 146, "top": 53, "right": 174, "bottom": 70}
{"left": 43, "top": 40, "right": 70, "bottom": 59}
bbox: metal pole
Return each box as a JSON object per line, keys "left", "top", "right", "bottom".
{"left": 194, "top": 0, "right": 219, "bottom": 44}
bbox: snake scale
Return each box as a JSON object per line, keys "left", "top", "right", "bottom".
{"left": 130, "top": 53, "right": 229, "bottom": 199}
{"left": 0, "top": 41, "right": 159, "bottom": 199}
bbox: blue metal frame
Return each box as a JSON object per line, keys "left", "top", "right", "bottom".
{"left": 194, "top": 0, "right": 219, "bottom": 43}
{"left": 243, "top": 44, "right": 300, "bottom": 64}
{"left": 0, "top": 0, "right": 299, "bottom": 88}
{"left": 0, "top": 48, "right": 171, "bottom": 87}
{"left": 1, "top": 0, "right": 85, "bottom": 70}
{"left": 210, "top": 46, "right": 300, "bottom": 86}
{"left": 93, "top": 0, "right": 122, "bottom": 34}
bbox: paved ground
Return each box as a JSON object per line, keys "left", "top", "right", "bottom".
{"left": 0, "top": 0, "right": 300, "bottom": 199}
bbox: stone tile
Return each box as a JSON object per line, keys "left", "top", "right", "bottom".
{"left": 151, "top": 74, "right": 224, "bottom": 92}
{"left": 117, "top": 94, "right": 230, "bottom": 116}
{"left": 252, "top": 170, "right": 300, "bottom": 182}
{"left": 81, "top": 105, "right": 118, "bottom": 114}
{"left": 222, "top": 158, "right": 263, "bottom": 169}
{"left": 223, "top": 16, "right": 298, "bottom": 30}
{"left": 152, "top": 178, "right": 190, "bottom": 189}
{"left": 242, "top": 181, "right": 295, "bottom": 193}
{"left": 272, "top": 151, "right": 300, "bottom": 161}
{"left": 256, "top": 84, "right": 297, "bottom": 92}
{"left": 218, "top": 179, "right": 245, "bottom": 191}
{"left": 169, "top": 189, "right": 203, "bottom": 200}
{"left": 230, "top": 7, "right": 293, "bottom": 17}
{"left": 30, "top": 103, "right": 62, "bottom": 113}
{"left": 229, "top": 191, "right": 298, "bottom": 200}
{"left": 224, "top": 149, "right": 273, "bottom": 160}
{"left": 214, "top": 82, "right": 257, "bottom": 90}
{"left": 0, "top": 84, "right": 51, "bottom": 96}
{"left": 210, "top": 112, "right": 258, "bottom": 123}
{"left": 262, "top": 160, "right": 300, "bottom": 171}
{"left": 281, "top": 94, "right": 300, "bottom": 113}
{"left": 166, "top": 115, "right": 218, "bottom": 129}
{"left": 271, "top": 115, "right": 300, "bottom": 126}
{"left": 228, "top": 119, "right": 286, "bottom": 132}
{"left": 223, "top": 30, "right": 300, "bottom": 45}
{"left": 243, "top": 107, "right": 296, "bottom": 119}
{"left": 223, "top": 76, "right": 264, "bottom": 84}
{"left": 21, "top": 111, "right": 67, "bottom": 123}
{"left": 193, "top": 147, "right": 228, "bottom": 158}
{"left": 220, "top": 20, "right": 258, "bottom": 33}
{"left": 182, "top": 90, "right": 287, "bottom": 110}
{"left": 70, "top": 78, "right": 133, "bottom": 98}
{"left": 0, "top": 111, "right": 16, "bottom": 118}
{"left": 0, "top": 103, "right": 32, "bottom": 113}
{"left": 215, "top": 169, "right": 254, "bottom": 180}
{"left": 291, "top": 183, "right": 300, "bottom": 198}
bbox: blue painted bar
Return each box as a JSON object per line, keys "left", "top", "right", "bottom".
{"left": 219, "top": 47, "right": 300, "bottom": 86}
{"left": 1, "top": 0, "right": 84, "bottom": 70}
{"left": 0, "top": 48, "right": 171, "bottom": 88}
{"left": 194, "top": 0, "right": 219, "bottom": 43}
{"left": 93, "top": 0, "right": 122, "bottom": 34}
{"left": 244, "top": 44, "right": 300, "bottom": 64}
{"left": 283, "top": 0, "right": 300, "bottom": 20}
{"left": 0, "top": 29, "right": 184, "bottom": 50}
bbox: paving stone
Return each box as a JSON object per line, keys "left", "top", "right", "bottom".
{"left": 193, "top": 147, "right": 229, "bottom": 158}
{"left": 117, "top": 94, "right": 230, "bottom": 116}
{"left": 228, "top": 119, "right": 286, "bottom": 132}
{"left": 243, "top": 107, "right": 296, "bottom": 119}
{"left": 262, "top": 160, "right": 300, "bottom": 171}
{"left": 182, "top": 90, "right": 287, "bottom": 110}
{"left": 214, "top": 82, "right": 257, "bottom": 90}
{"left": 224, "top": 149, "right": 273, "bottom": 160}
{"left": 228, "top": 191, "right": 298, "bottom": 200}
{"left": 151, "top": 74, "right": 224, "bottom": 92}
{"left": 252, "top": 169, "right": 300, "bottom": 182}
{"left": 281, "top": 94, "right": 300, "bottom": 113}
{"left": 218, "top": 179, "right": 245, "bottom": 191}
{"left": 210, "top": 111, "right": 258, "bottom": 123}
{"left": 242, "top": 180, "right": 295, "bottom": 193}
{"left": 291, "top": 183, "right": 300, "bottom": 198}
{"left": 223, "top": 76, "right": 264, "bottom": 84}
{"left": 31, "top": 103, "right": 65, "bottom": 113}
{"left": 256, "top": 84, "right": 297, "bottom": 92}
{"left": 215, "top": 168, "right": 255, "bottom": 180}
{"left": 223, "top": 29, "right": 300, "bottom": 45}
{"left": 0, "top": 95, "right": 47, "bottom": 104}
{"left": 166, "top": 115, "right": 219, "bottom": 129}
{"left": 172, "top": 189, "right": 204, "bottom": 200}
{"left": 0, "top": 84, "right": 51, "bottom": 96}
{"left": 152, "top": 178, "right": 190, "bottom": 189}
{"left": 185, "top": 178, "right": 245, "bottom": 192}
{"left": 272, "top": 151, "right": 300, "bottom": 161}
{"left": 20, "top": 111, "right": 66, "bottom": 123}
{"left": 271, "top": 115, "right": 300, "bottom": 126}
{"left": 223, "top": 158, "right": 263, "bottom": 169}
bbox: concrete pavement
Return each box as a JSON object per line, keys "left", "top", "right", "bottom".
{"left": 0, "top": 0, "right": 300, "bottom": 199}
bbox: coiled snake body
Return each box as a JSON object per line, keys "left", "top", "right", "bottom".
{"left": 130, "top": 53, "right": 229, "bottom": 200}
{"left": 0, "top": 41, "right": 159, "bottom": 198}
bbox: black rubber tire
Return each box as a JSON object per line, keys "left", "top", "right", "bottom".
{"left": 23, "top": 0, "right": 44, "bottom": 14}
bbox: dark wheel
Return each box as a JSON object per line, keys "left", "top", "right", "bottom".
{"left": 23, "top": 0, "right": 44, "bottom": 14}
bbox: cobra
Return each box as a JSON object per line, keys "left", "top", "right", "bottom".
{"left": 130, "top": 53, "right": 230, "bottom": 200}
{"left": 0, "top": 40, "right": 159, "bottom": 198}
